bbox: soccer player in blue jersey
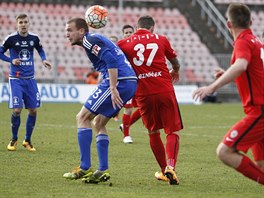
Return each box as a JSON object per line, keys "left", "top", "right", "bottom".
{"left": 63, "top": 18, "right": 137, "bottom": 183}
{"left": 0, "top": 14, "right": 52, "bottom": 152}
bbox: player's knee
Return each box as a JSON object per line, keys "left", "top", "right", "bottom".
{"left": 216, "top": 143, "right": 228, "bottom": 161}
{"left": 76, "top": 111, "right": 93, "bottom": 123}
{"left": 148, "top": 130, "right": 160, "bottom": 134}
{"left": 217, "top": 143, "right": 236, "bottom": 162}
{"left": 168, "top": 131, "right": 180, "bottom": 136}
{"left": 13, "top": 109, "right": 22, "bottom": 116}
{"left": 93, "top": 120, "right": 100, "bottom": 131}
{"left": 28, "top": 108, "right": 37, "bottom": 116}
{"left": 76, "top": 112, "right": 84, "bottom": 122}
{"left": 256, "top": 160, "right": 264, "bottom": 169}
{"left": 124, "top": 108, "right": 132, "bottom": 115}
{"left": 12, "top": 111, "right": 21, "bottom": 117}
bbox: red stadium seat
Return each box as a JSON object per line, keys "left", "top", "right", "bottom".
{"left": 4, "top": 2, "right": 261, "bottom": 83}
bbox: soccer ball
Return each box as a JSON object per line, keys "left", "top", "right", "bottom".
{"left": 85, "top": 5, "right": 108, "bottom": 29}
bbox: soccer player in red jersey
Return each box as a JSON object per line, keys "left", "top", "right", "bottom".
{"left": 118, "top": 16, "right": 183, "bottom": 185}
{"left": 193, "top": 3, "right": 264, "bottom": 185}
{"left": 120, "top": 24, "right": 142, "bottom": 144}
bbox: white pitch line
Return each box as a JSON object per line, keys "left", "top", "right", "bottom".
{"left": 187, "top": 125, "right": 230, "bottom": 129}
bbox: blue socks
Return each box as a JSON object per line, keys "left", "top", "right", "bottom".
{"left": 78, "top": 128, "right": 92, "bottom": 170}
{"left": 25, "top": 114, "right": 36, "bottom": 141}
{"left": 78, "top": 129, "right": 109, "bottom": 171}
{"left": 96, "top": 134, "right": 109, "bottom": 171}
{"left": 11, "top": 113, "right": 36, "bottom": 141}
{"left": 11, "top": 112, "right": 21, "bottom": 140}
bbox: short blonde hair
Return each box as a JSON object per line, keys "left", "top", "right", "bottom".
{"left": 16, "top": 14, "right": 28, "bottom": 21}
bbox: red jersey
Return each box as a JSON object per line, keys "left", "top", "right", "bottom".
{"left": 118, "top": 29, "right": 177, "bottom": 96}
{"left": 231, "top": 29, "right": 264, "bottom": 109}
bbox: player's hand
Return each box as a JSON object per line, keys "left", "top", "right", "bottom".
{"left": 43, "top": 60, "right": 52, "bottom": 70}
{"left": 110, "top": 87, "right": 123, "bottom": 109}
{"left": 170, "top": 69, "right": 179, "bottom": 83}
{"left": 12, "top": 58, "right": 21, "bottom": 66}
{"left": 192, "top": 86, "right": 214, "bottom": 102}
{"left": 214, "top": 68, "right": 225, "bottom": 79}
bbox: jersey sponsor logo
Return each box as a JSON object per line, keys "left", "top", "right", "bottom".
{"left": 21, "top": 41, "right": 28, "bottom": 47}
{"left": 92, "top": 44, "right": 101, "bottom": 56}
{"left": 138, "top": 71, "right": 162, "bottom": 79}
{"left": 20, "top": 61, "right": 33, "bottom": 66}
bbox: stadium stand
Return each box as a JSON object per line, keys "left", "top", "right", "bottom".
{"left": 0, "top": 1, "right": 262, "bottom": 85}
{"left": 0, "top": 2, "right": 222, "bottom": 84}
{"left": 213, "top": 0, "right": 264, "bottom": 39}
{"left": 214, "top": 0, "right": 264, "bottom": 5}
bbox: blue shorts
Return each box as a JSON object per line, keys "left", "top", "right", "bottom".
{"left": 84, "top": 79, "right": 137, "bottom": 118}
{"left": 8, "top": 78, "right": 41, "bottom": 109}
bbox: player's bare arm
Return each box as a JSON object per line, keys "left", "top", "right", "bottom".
{"left": 214, "top": 68, "right": 225, "bottom": 79}
{"left": 108, "top": 68, "right": 123, "bottom": 109}
{"left": 193, "top": 58, "right": 248, "bottom": 101}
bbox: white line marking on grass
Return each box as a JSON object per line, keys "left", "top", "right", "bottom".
{"left": 187, "top": 125, "right": 230, "bottom": 129}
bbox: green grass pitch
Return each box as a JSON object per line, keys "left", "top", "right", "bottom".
{"left": 0, "top": 102, "right": 263, "bottom": 198}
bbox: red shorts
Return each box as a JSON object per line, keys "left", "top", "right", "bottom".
{"left": 222, "top": 106, "right": 264, "bottom": 161}
{"left": 135, "top": 91, "right": 183, "bottom": 134}
{"left": 124, "top": 97, "right": 137, "bottom": 108}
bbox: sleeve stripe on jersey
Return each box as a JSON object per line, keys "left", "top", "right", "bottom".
{"left": 83, "top": 37, "right": 92, "bottom": 50}
{"left": 28, "top": 31, "right": 39, "bottom": 37}
{"left": 3, "top": 32, "right": 17, "bottom": 44}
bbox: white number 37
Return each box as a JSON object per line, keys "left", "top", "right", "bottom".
{"left": 133, "top": 43, "right": 158, "bottom": 66}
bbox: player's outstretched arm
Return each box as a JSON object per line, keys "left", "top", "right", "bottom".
{"left": 193, "top": 58, "right": 248, "bottom": 101}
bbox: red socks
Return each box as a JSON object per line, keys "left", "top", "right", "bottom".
{"left": 122, "top": 109, "right": 141, "bottom": 137}
{"left": 149, "top": 133, "right": 180, "bottom": 173}
{"left": 130, "top": 109, "right": 141, "bottom": 126}
{"left": 149, "top": 133, "right": 167, "bottom": 173}
{"left": 236, "top": 155, "right": 264, "bottom": 185}
{"left": 122, "top": 114, "right": 130, "bottom": 137}
{"left": 166, "top": 134, "right": 180, "bottom": 169}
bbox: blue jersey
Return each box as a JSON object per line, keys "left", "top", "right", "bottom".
{"left": 82, "top": 33, "right": 137, "bottom": 81}
{"left": 0, "top": 32, "right": 46, "bottom": 78}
